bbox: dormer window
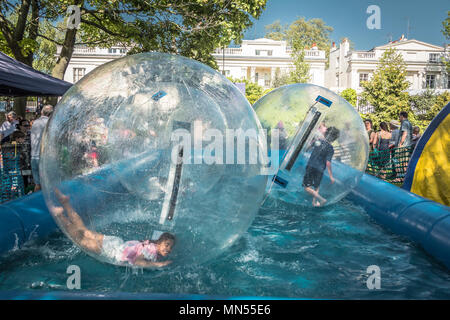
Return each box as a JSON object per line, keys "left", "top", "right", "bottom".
{"left": 429, "top": 53, "right": 439, "bottom": 63}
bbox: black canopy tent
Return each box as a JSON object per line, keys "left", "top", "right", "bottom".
{"left": 0, "top": 51, "right": 72, "bottom": 97}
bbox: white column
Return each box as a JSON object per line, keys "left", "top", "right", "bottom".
{"left": 413, "top": 73, "right": 418, "bottom": 90}
{"left": 418, "top": 72, "right": 424, "bottom": 89}
{"left": 250, "top": 67, "right": 256, "bottom": 83}
{"left": 271, "top": 67, "right": 276, "bottom": 86}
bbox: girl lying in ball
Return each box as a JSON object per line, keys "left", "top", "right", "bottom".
{"left": 49, "top": 189, "right": 174, "bottom": 268}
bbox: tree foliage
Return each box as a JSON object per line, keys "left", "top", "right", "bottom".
{"left": 228, "top": 77, "right": 265, "bottom": 105}
{"left": 1, "top": 0, "right": 267, "bottom": 114}
{"left": 442, "top": 11, "right": 450, "bottom": 73}
{"left": 360, "top": 48, "right": 411, "bottom": 127}
{"left": 265, "top": 17, "right": 332, "bottom": 83}
{"left": 409, "top": 89, "right": 450, "bottom": 130}
{"left": 340, "top": 88, "right": 357, "bottom": 106}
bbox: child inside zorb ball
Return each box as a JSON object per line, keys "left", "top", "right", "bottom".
{"left": 50, "top": 188, "right": 174, "bottom": 268}
{"left": 40, "top": 52, "right": 268, "bottom": 267}
{"left": 302, "top": 126, "right": 340, "bottom": 207}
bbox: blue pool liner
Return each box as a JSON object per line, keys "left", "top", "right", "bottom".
{"left": 0, "top": 159, "right": 449, "bottom": 300}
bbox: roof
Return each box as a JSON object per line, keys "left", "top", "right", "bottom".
{"left": 0, "top": 51, "right": 72, "bottom": 97}
{"left": 373, "top": 39, "right": 444, "bottom": 51}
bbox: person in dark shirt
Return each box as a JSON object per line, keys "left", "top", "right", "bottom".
{"left": 302, "top": 126, "right": 340, "bottom": 207}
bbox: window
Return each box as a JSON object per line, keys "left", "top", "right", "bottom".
{"left": 255, "top": 72, "right": 259, "bottom": 82}
{"left": 73, "top": 68, "right": 85, "bottom": 83}
{"left": 108, "top": 48, "right": 117, "bottom": 54}
{"left": 447, "top": 76, "right": 450, "bottom": 89}
{"left": 425, "top": 74, "right": 436, "bottom": 89}
{"left": 429, "top": 53, "right": 439, "bottom": 63}
{"left": 119, "top": 48, "right": 127, "bottom": 54}
{"left": 267, "top": 50, "right": 273, "bottom": 56}
{"left": 264, "top": 73, "right": 270, "bottom": 87}
{"left": 255, "top": 50, "right": 261, "bottom": 56}
{"left": 359, "top": 73, "right": 369, "bottom": 87}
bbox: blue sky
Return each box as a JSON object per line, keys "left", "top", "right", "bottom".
{"left": 243, "top": 0, "right": 449, "bottom": 50}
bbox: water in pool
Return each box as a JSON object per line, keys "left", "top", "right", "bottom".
{"left": 0, "top": 198, "right": 449, "bottom": 299}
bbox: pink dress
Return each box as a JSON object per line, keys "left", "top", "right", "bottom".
{"left": 121, "top": 241, "right": 158, "bottom": 265}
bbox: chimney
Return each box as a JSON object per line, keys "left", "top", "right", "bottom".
{"left": 341, "top": 38, "right": 350, "bottom": 55}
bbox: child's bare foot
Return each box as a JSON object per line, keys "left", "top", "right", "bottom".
{"left": 313, "top": 199, "right": 321, "bottom": 207}
{"left": 49, "top": 205, "right": 64, "bottom": 217}
{"left": 313, "top": 198, "right": 327, "bottom": 207}
{"left": 54, "top": 188, "right": 70, "bottom": 204}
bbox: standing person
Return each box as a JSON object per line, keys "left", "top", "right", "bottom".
{"left": 398, "top": 111, "right": 413, "bottom": 148}
{"left": 30, "top": 105, "right": 53, "bottom": 192}
{"left": 0, "top": 111, "right": 19, "bottom": 144}
{"left": 18, "top": 119, "right": 32, "bottom": 191}
{"left": 411, "top": 126, "right": 421, "bottom": 149}
{"left": 373, "top": 122, "right": 392, "bottom": 179}
{"left": 389, "top": 120, "right": 400, "bottom": 149}
{"left": 393, "top": 112, "right": 413, "bottom": 183}
{"left": 302, "top": 126, "right": 340, "bottom": 207}
{"left": 364, "top": 119, "right": 376, "bottom": 151}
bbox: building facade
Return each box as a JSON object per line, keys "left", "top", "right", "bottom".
{"left": 60, "top": 37, "right": 449, "bottom": 102}
{"left": 59, "top": 38, "right": 328, "bottom": 88}
{"left": 325, "top": 37, "right": 449, "bottom": 96}
{"left": 213, "top": 38, "right": 326, "bottom": 88}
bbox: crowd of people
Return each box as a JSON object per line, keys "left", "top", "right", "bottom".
{"left": 0, "top": 105, "right": 52, "bottom": 201}
{"left": 364, "top": 111, "right": 422, "bottom": 182}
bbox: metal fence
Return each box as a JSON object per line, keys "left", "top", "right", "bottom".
{"left": 0, "top": 142, "right": 33, "bottom": 203}
{"left": 366, "top": 146, "right": 414, "bottom": 185}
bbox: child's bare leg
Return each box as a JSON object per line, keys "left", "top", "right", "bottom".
{"left": 54, "top": 189, "right": 86, "bottom": 230}
{"left": 53, "top": 188, "right": 104, "bottom": 254}
{"left": 304, "top": 186, "right": 327, "bottom": 207}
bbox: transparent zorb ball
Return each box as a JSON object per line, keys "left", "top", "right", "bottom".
{"left": 40, "top": 52, "right": 268, "bottom": 267}
{"left": 254, "top": 84, "right": 369, "bottom": 207}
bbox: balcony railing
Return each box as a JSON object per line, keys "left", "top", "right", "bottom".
{"left": 214, "top": 47, "right": 325, "bottom": 58}
{"left": 214, "top": 48, "right": 243, "bottom": 55}
{"left": 353, "top": 52, "right": 376, "bottom": 60}
{"left": 59, "top": 46, "right": 129, "bottom": 56}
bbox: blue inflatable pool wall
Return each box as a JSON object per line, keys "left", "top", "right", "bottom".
{"left": 1, "top": 167, "right": 449, "bottom": 271}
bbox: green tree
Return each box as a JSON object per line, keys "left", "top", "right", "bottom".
{"left": 1, "top": 0, "right": 267, "bottom": 112}
{"left": 264, "top": 20, "right": 287, "bottom": 41}
{"left": 289, "top": 48, "right": 310, "bottom": 84}
{"left": 410, "top": 90, "right": 450, "bottom": 130}
{"left": 340, "top": 88, "right": 357, "bottom": 106}
{"left": 441, "top": 11, "right": 450, "bottom": 73}
{"left": 228, "top": 77, "right": 264, "bottom": 105}
{"left": 265, "top": 17, "right": 333, "bottom": 83}
{"left": 360, "top": 48, "right": 411, "bottom": 127}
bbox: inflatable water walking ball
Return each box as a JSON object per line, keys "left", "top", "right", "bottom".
{"left": 254, "top": 84, "right": 369, "bottom": 207}
{"left": 40, "top": 52, "right": 268, "bottom": 267}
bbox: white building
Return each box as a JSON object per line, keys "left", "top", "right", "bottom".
{"left": 325, "top": 36, "right": 450, "bottom": 96}
{"left": 59, "top": 38, "right": 328, "bottom": 88}
{"left": 60, "top": 36, "right": 449, "bottom": 102}
{"left": 60, "top": 46, "right": 128, "bottom": 84}
{"left": 213, "top": 38, "right": 327, "bottom": 88}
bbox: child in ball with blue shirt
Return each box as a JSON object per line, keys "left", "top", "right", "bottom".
{"left": 302, "top": 126, "right": 340, "bottom": 207}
